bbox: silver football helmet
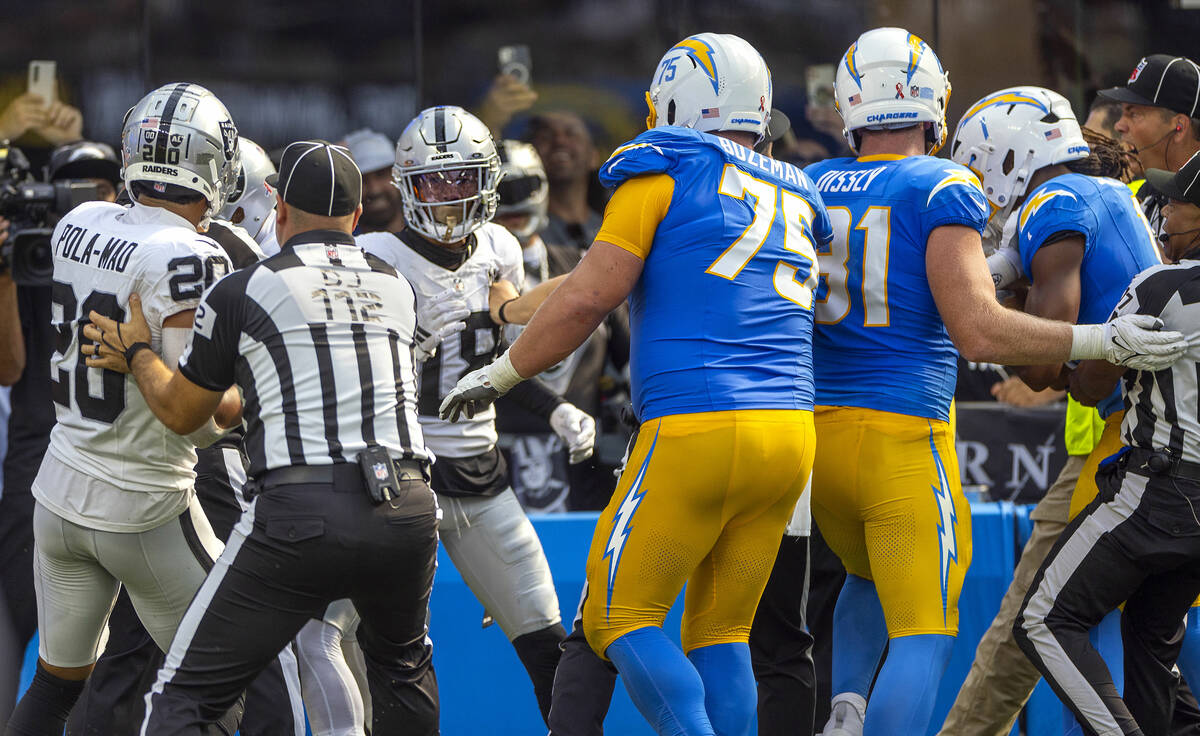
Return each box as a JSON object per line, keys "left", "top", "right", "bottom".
{"left": 121, "top": 82, "right": 240, "bottom": 219}
{"left": 219, "top": 137, "right": 276, "bottom": 240}
{"left": 393, "top": 106, "right": 501, "bottom": 244}
{"left": 496, "top": 140, "right": 548, "bottom": 243}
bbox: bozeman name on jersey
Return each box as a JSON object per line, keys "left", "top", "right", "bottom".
{"left": 359, "top": 223, "right": 523, "bottom": 458}
{"left": 1111, "top": 259, "right": 1200, "bottom": 463}
{"left": 42, "top": 201, "right": 231, "bottom": 497}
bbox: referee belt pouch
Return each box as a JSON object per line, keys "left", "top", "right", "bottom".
{"left": 358, "top": 446, "right": 429, "bottom": 505}
{"left": 1123, "top": 447, "right": 1200, "bottom": 537}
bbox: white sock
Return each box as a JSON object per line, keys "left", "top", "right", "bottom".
{"left": 821, "top": 692, "right": 867, "bottom": 735}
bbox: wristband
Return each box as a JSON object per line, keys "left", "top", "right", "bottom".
{"left": 498, "top": 298, "right": 518, "bottom": 325}
{"left": 124, "top": 342, "right": 152, "bottom": 364}
{"left": 1068, "top": 324, "right": 1104, "bottom": 361}
{"left": 486, "top": 351, "right": 525, "bottom": 394}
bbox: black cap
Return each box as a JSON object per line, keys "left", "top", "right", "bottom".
{"left": 764, "top": 109, "right": 791, "bottom": 144}
{"left": 267, "top": 139, "right": 362, "bottom": 216}
{"left": 48, "top": 141, "right": 120, "bottom": 185}
{"left": 1146, "top": 151, "right": 1200, "bottom": 207}
{"left": 1098, "top": 54, "right": 1200, "bottom": 117}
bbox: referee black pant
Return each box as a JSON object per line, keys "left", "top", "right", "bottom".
{"left": 1015, "top": 450, "right": 1200, "bottom": 736}
{"left": 141, "top": 463, "right": 440, "bottom": 736}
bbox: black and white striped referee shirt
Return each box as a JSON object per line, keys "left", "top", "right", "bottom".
{"left": 1112, "top": 259, "right": 1200, "bottom": 463}
{"left": 178, "top": 228, "right": 427, "bottom": 477}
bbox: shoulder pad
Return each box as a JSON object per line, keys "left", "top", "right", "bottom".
{"left": 599, "top": 128, "right": 707, "bottom": 187}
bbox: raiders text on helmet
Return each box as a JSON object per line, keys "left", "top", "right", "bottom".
{"left": 121, "top": 82, "right": 240, "bottom": 220}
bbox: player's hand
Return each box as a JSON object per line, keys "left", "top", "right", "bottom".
{"left": 415, "top": 287, "right": 470, "bottom": 361}
{"left": 82, "top": 293, "right": 152, "bottom": 373}
{"left": 0, "top": 93, "right": 48, "bottom": 141}
{"left": 1102, "top": 314, "right": 1188, "bottom": 371}
{"left": 38, "top": 101, "right": 83, "bottom": 145}
{"left": 439, "top": 365, "right": 501, "bottom": 422}
{"left": 549, "top": 403, "right": 596, "bottom": 464}
{"left": 489, "top": 278, "right": 520, "bottom": 325}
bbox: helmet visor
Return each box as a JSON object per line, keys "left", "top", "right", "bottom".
{"left": 413, "top": 168, "right": 480, "bottom": 204}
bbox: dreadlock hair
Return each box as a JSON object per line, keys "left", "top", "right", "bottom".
{"left": 1065, "top": 127, "right": 1141, "bottom": 183}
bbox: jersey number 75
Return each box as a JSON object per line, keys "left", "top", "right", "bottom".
{"left": 705, "top": 164, "right": 820, "bottom": 309}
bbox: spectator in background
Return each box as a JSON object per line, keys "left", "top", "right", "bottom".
{"left": 477, "top": 73, "right": 538, "bottom": 135}
{"left": 342, "top": 128, "right": 405, "bottom": 233}
{"left": 1086, "top": 95, "right": 1124, "bottom": 140}
{"left": 0, "top": 92, "right": 82, "bottom": 147}
{"left": 528, "top": 111, "right": 602, "bottom": 251}
{"left": 1100, "top": 54, "right": 1200, "bottom": 237}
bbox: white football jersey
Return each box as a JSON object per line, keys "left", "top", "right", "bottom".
{"left": 41, "top": 201, "right": 231, "bottom": 500}
{"left": 359, "top": 223, "right": 523, "bottom": 458}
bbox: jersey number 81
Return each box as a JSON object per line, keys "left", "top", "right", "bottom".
{"left": 705, "top": 164, "right": 819, "bottom": 308}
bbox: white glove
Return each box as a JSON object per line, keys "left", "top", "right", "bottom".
{"left": 986, "top": 247, "right": 1023, "bottom": 290}
{"left": 550, "top": 403, "right": 596, "bottom": 464}
{"left": 415, "top": 287, "right": 471, "bottom": 361}
{"left": 1070, "top": 314, "right": 1189, "bottom": 371}
{"left": 439, "top": 352, "right": 524, "bottom": 422}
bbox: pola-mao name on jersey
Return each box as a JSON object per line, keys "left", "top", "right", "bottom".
{"left": 804, "top": 155, "right": 990, "bottom": 422}
{"left": 359, "top": 223, "right": 524, "bottom": 459}
{"left": 1016, "top": 173, "right": 1161, "bottom": 418}
{"left": 43, "top": 201, "right": 230, "bottom": 497}
{"left": 597, "top": 126, "right": 833, "bottom": 422}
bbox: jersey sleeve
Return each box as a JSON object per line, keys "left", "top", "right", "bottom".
{"left": 594, "top": 174, "right": 675, "bottom": 260}
{"left": 1017, "top": 188, "right": 1095, "bottom": 277}
{"left": 177, "top": 273, "right": 245, "bottom": 392}
{"left": 919, "top": 164, "right": 990, "bottom": 243}
{"left": 137, "top": 236, "right": 232, "bottom": 330}
{"left": 800, "top": 174, "right": 834, "bottom": 246}
{"left": 493, "top": 228, "right": 526, "bottom": 292}
{"left": 598, "top": 130, "right": 683, "bottom": 188}
{"left": 1108, "top": 263, "right": 1187, "bottom": 320}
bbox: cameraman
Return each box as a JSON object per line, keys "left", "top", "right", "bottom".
{"left": 0, "top": 140, "right": 117, "bottom": 723}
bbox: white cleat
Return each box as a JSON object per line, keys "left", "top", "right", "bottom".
{"left": 819, "top": 695, "right": 866, "bottom": 736}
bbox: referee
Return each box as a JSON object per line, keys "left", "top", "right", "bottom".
{"left": 84, "top": 139, "right": 439, "bottom": 735}
{"left": 1014, "top": 152, "right": 1200, "bottom": 736}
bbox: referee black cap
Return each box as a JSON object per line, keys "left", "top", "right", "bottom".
{"left": 267, "top": 139, "right": 362, "bottom": 217}
{"left": 1098, "top": 54, "right": 1200, "bottom": 118}
{"left": 1146, "top": 151, "right": 1200, "bottom": 207}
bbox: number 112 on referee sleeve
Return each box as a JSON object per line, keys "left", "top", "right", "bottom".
{"left": 705, "top": 164, "right": 820, "bottom": 309}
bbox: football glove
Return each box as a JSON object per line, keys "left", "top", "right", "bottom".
{"left": 1070, "top": 314, "right": 1188, "bottom": 371}
{"left": 414, "top": 287, "right": 471, "bottom": 361}
{"left": 549, "top": 403, "right": 596, "bottom": 464}
{"left": 439, "top": 352, "right": 524, "bottom": 422}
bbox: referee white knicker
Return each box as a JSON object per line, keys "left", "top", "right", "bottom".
{"left": 1015, "top": 240, "right": 1200, "bottom": 735}
{"left": 87, "top": 140, "right": 441, "bottom": 736}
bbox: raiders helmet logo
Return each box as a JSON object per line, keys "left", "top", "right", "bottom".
{"left": 218, "top": 119, "right": 238, "bottom": 162}
{"left": 1130, "top": 57, "right": 1148, "bottom": 84}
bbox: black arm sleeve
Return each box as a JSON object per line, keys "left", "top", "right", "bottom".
{"left": 507, "top": 377, "right": 565, "bottom": 421}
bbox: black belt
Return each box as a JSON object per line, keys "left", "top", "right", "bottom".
{"left": 254, "top": 459, "right": 428, "bottom": 492}
{"left": 1124, "top": 446, "right": 1200, "bottom": 483}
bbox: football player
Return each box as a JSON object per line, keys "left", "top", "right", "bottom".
{"left": 3, "top": 82, "right": 242, "bottom": 736}
{"left": 213, "top": 136, "right": 277, "bottom": 260}
{"left": 356, "top": 106, "right": 595, "bottom": 726}
{"left": 443, "top": 33, "right": 832, "bottom": 736}
{"left": 805, "top": 28, "right": 1186, "bottom": 736}
{"left": 943, "top": 87, "right": 1165, "bottom": 734}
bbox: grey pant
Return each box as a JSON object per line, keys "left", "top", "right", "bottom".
{"left": 437, "top": 488, "right": 561, "bottom": 639}
{"left": 33, "top": 497, "right": 222, "bottom": 667}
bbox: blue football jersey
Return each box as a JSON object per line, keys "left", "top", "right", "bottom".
{"left": 804, "top": 155, "right": 990, "bottom": 421}
{"left": 598, "top": 127, "right": 833, "bottom": 422}
{"left": 1016, "top": 173, "right": 1161, "bottom": 418}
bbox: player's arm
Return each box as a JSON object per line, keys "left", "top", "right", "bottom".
{"left": 928, "top": 226, "right": 1184, "bottom": 369}
{"left": 83, "top": 295, "right": 226, "bottom": 434}
{"left": 490, "top": 274, "right": 568, "bottom": 326}
{"left": 1068, "top": 360, "right": 1126, "bottom": 406}
{"left": 0, "top": 219, "right": 25, "bottom": 386}
{"left": 1013, "top": 237, "right": 1085, "bottom": 391}
{"left": 159, "top": 310, "right": 242, "bottom": 428}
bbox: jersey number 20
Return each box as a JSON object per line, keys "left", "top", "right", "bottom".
{"left": 706, "top": 164, "right": 819, "bottom": 308}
